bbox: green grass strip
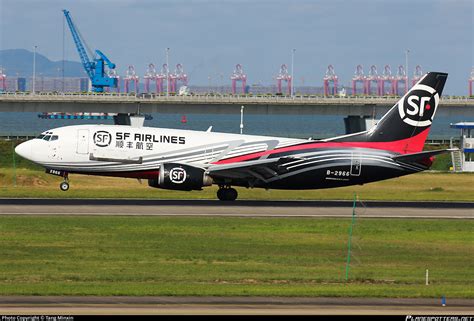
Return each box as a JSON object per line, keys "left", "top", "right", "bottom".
{"left": 0, "top": 216, "right": 472, "bottom": 297}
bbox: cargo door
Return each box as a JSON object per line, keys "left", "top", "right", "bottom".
{"left": 76, "top": 129, "right": 89, "bottom": 154}
{"left": 350, "top": 153, "right": 362, "bottom": 176}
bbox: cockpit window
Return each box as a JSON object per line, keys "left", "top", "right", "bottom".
{"left": 35, "top": 133, "right": 58, "bottom": 141}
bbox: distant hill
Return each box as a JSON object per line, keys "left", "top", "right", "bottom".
{"left": 0, "top": 49, "right": 86, "bottom": 78}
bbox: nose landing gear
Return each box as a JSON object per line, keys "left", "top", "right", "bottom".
{"left": 59, "top": 174, "right": 69, "bottom": 192}
{"left": 60, "top": 181, "right": 69, "bottom": 191}
{"left": 217, "top": 186, "right": 238, "bottom": 201}
{"left": 45, "top": 169, "right": 70, "bottom": 191}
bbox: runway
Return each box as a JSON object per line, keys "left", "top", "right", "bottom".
{"left": 0, "top": 296, "right": 473, "bottom": 315}
{"left": 0, "top": 199, "right": 473, "bottom": 219}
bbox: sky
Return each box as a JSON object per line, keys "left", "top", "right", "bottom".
{"left": 0, "top": 0, "right": 473, "bottom": 95}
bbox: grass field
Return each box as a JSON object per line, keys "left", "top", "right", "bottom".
{"left": 0, "top": 216, "right": 472, "bottom": 297}
{"left": 1, "top": 168, "right": 474, "bottom": 201}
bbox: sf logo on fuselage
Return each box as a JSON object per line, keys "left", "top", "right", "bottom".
{"left": 398, "top": 83, "right": 439, "bottom": 127}
{"left": 170, "top": 167, "right": 187, "bottom": 184}
{"left": 93, "top": 131, "right": 112, "bottom": 147}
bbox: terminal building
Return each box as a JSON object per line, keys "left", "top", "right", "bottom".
{"left": 451, "top": 122, "right": 474, "bottom": 172}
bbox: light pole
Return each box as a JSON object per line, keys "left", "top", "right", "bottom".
{"left": 32, "top": 45, "right": 37, "bottom": 94}
{"left": 166, "top": 47, "right": 170, "bottom": 96}
{"left": 291, "top": 48, "right": 296, "bottom": 97}
{"left": 240, "top": 105, "right": 244, "bottom": 134}
{"left": 405, "top": 49, "right": 410, "bottom": 88}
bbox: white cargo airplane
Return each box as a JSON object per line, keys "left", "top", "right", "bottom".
{"left": 16, "top": 72, "right": 452, "bottom": 201}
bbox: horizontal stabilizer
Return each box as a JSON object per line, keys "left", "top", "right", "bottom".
{"left": 392, "top": 149, "right": 457, "bottom": 163}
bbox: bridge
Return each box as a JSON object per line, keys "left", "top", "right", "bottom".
{"left": 1, "top": 92, "right": 473, "bottom": 117}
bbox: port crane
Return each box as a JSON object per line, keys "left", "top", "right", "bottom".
{"left": 62, "top": 9, "right": 117, "bottom": 92}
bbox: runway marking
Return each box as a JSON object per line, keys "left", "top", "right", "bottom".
{"left": 0, "top": 212, "right": 472, "bottom": 219}
{"left": 1, "top": 198, "right": 474, "bottom": 209}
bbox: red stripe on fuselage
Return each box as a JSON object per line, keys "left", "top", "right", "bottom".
{"left": 214, "top": 128, "right": 430, "bottom": 164}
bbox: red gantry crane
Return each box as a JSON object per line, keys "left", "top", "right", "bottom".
{"left": 156, "top": 63, "right": 170, "bottom": 94}
{"left": 412, "top": 65, "right": 423, "bottom": 87}
{"left": 379, "top": 65, "right": 395, "bottom": 96}
{"left": 365, "top": 65, "right": 379, "bottom": 96}
{"left": 323, "top": 65, "right": 338, "bottom": 96}
{"left": 352, "top": 64, "right": 365, "bottom": 96}
{"left": 394, "top": 65, "right": 408, "bottom": 95}
{"left": 276, "top": 64, "right": 292, "bottom": 95}
{"left": 169, "top": 63, "right": 188, "bottom": 93}
{"left": 231, "top": 64, "right": 247, "bottom": 94}
{"left": 144, "top": 63, "right": 158, "bottom": 94}
{"left": 124, "top": 65, "right": 139, "bottom": 94}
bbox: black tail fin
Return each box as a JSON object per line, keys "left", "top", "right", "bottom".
{"left": 336, "top": 72, "right": 448, "bottom": 154}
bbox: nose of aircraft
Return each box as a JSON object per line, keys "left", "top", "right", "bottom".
{"left": 15, "top": 141, "right": 33, "bottom": 160}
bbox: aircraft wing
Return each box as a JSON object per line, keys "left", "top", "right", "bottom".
{"left": 207, "top": 157, "right": 298, "bottom": 185}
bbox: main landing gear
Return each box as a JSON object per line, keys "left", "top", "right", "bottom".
{"left": 59, "top": 175, "right": 69, "bottom": 192}
{"left": 217, "top": 186, "right": 238, "bottom": 201}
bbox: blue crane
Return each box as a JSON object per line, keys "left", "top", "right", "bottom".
{"left": 62, "top": 9, "right": 118, "bottom": 92}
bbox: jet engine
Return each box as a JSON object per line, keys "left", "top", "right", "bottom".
{"left": 148, "top": 163, "right": 213, "bottom": 191}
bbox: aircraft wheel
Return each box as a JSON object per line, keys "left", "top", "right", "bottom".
{"left": 226, "top": 188, "right": 238, "bottom": 201}
{"left": 217, "top": 187, "right": 238, "bottom": 201}
{"left": 217, "top": 188, "right": 226, "bottom": 201}
{"left": 60, "top": 181, "right": 69, "bottom": 192}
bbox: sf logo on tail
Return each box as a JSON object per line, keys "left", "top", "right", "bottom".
{"left": 398, "top": 84, "right": 439, "bottom": 127}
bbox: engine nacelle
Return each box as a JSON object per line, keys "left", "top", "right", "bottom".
{"left": 148, "top": 163, "right": 213, "bottom": 191}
